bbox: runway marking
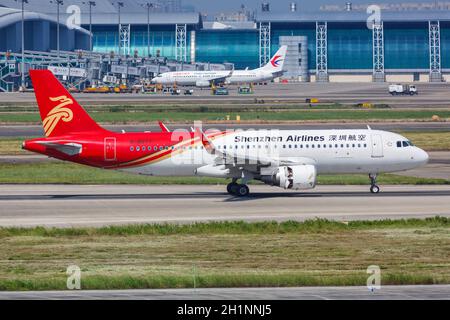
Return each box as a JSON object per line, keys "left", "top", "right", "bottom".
{"left": 0, "top": 190, "right": 449, "bottom": 201}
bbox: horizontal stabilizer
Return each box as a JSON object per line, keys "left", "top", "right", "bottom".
{"left": 38, "top": 141, "right": 82, "bottom": 156}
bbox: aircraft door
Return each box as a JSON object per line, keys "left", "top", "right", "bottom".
{"left": 371, "top": 134, "right": 384, "bottom": 158}
{"left": 104, "top": 137, "right": 116, "bottom": 161}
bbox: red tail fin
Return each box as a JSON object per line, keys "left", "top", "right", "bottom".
{"left": 29, "top": 70, "right": 105, "bottom": 137}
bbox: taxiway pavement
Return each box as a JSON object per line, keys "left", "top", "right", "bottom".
{"left": 0, "top": 185, "right": 448, "bottom": 227}
{"left": 0, "top": 285, "right": 448, "bottom": 300}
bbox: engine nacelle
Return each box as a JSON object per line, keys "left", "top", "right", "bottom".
{"left": 195, "top": 80, "right": 211, "bottom": 87}
{"left": 263, "top": 165, "right": 317, "bottom": 190}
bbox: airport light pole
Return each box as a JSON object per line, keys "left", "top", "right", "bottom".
{"left": 50, "top": 0, "right": 64, "bottom": 59}
{"left": 83, "top": 1, "right": 96, "bottom": 51}
{"left": 15, "top": 0, "right": 28, "bottom": 90}
{"left": 116, "top": 2, "right": 124, "bottom": 56}
{"left": 145, "top": 3, "right": 154, "bottom": 57}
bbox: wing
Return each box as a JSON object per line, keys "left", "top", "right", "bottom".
{"left": 38, "top": 142, "right": 82, "bottom": 156}
{"left": 196, "top": 128, "right": 316, "bottom": 172}
{"left": 209, "top": 70, "right": 234, "bottom": 84}
{"left": 158, "top": 121, "right": 171, "bottom": 133}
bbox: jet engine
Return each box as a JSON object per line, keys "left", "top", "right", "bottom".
{"left": 195, "top": 80, "right": 211, "bottom": 87}
{"left": 262, "top": 165, "right": 317, "bottom": 190}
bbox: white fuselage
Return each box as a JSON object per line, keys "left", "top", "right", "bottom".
{"left": 121, "top": 129, "right": 429, "bottom": 178}
{"left": 152, "top": 69, "right": 274, "bottom": 87}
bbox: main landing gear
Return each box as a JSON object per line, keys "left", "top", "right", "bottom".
{"left": 227, "top": 179, "right": 250, "bottom": 197}
{"left": 369, "top": 173, "right": 380, "bottom": 194}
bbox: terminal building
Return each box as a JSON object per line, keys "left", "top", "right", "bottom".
{"left": 1, "top": 0, "right": 450, "bottom": 89}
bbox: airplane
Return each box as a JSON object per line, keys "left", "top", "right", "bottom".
{"left": 23, "top": 70, "right": 429, "bottom": 197}
{"left": 151, "top": 46, "right": 288, "bottom": 87}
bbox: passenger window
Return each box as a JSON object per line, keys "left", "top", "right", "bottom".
{"left": 136, "top": 147, "right": 140, "bottom": 151}
{"left": 130, "top": 146, "right": 134, "bottom": 151}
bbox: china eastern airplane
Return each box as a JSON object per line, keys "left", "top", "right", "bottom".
{"left": 151, "top": 46, "right": 288, "bottom": 87}
{"left": 23, "top": 70, "right": 429, "bottom": 197}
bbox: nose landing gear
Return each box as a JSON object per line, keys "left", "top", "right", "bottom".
{"left": 369, "top": 174, "right": 380, "bottom": 194}
{"left": 227, "top": 179, "right": 250, "bottom": 197}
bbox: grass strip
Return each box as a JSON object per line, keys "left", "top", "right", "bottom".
{"left": 0, "top": 109, "right": 449, "bottom": 123}
{"left": 0, "top": 218, "right": 448, "bottom": 290}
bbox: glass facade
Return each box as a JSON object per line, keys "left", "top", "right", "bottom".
{"left": 89, "top": 21, "right": 447, "bottom": 72}
{"left": 384, "top": 22, "right": 429, "bottom": 69}
{"left": 440, "top": 22, "right": 450, "bottom": 69}
{"left": 92, "top": 25, "right": 185, "bottom": 60}
{"left": 328, "top": 23, "right": 372, "bottom": 70}
{"left": 195, "top": 30, "right": 259, "bottom": 69}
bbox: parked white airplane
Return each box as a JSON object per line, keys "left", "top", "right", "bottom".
{"left": 151, "top": 46, "right": 288, "bottom": 87}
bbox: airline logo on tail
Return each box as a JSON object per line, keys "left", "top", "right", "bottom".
{"left": 43, "top": 96, "right": 74, "bottom": 136}
{"left": 271, "top": 55, "right": 283, "bottom": 67}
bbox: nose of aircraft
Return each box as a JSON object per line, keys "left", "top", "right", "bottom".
{"left": 414, "top": 148, "right": 429, "bottom": 165}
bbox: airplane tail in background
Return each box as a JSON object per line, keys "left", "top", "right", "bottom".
{"left": 29, "top": 70, "right": 105, "bottom": 137}
{"left": 261, "top": 45, "right": 288, "bottom": 74}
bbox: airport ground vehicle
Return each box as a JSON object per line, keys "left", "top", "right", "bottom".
{"left": 389, "top": 84, "right": 418, "bottom": 95}
{"left": 238, "top": 86, "right": 253, "bottom": 94}
{"left": 82, "top": 86, "right": 110, "bottom": 93}
{"left": 184, "top": 89, "right": 194, "bottom": 95}
{"left": 23, "top": 70, "right": 429, "bottom": 197}
{"left": 213, "top": 87, "right": 229, "bottom": 95}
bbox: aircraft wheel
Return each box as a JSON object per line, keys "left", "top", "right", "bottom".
{"left": 227, "top": 182, "right": 239, "bottom": 195}
{"left": 370, "top": 185, "right": 380, "bottom": 194}
{"left": 236, "top": 184, "right": 250, "bottom": 197}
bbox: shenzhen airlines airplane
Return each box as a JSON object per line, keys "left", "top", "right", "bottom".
{"left": 151, "top": 46, "right": 288, "bottom": 87}
{"left": 23, "top": 70, "right": 429, "bottom": 197}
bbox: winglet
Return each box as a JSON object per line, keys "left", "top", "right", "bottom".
{"left": 158, "top": 121, "right": 171, "bottom": 133}
{"left": 195, "top": 127, "right": 216, "bottom": 154}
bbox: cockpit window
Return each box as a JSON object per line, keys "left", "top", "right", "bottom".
{"left": 397, "top": 140, "right": 414, "bottom": 148}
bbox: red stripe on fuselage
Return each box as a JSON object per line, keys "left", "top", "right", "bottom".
{"left": 104, "top": 130, "right": 227, "bottom": 169}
